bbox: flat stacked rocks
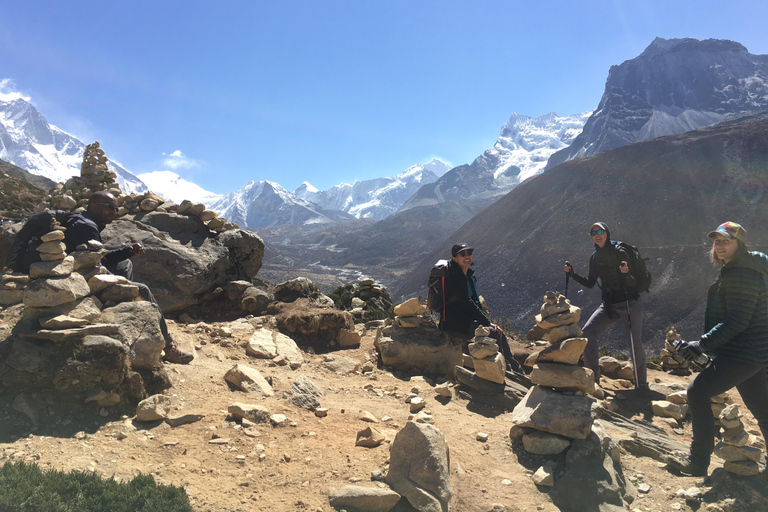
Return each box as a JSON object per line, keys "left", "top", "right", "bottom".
{"left": 0, "top": 273, "right": 28, "bottom": 305}
{"left": 467, "top": 325, "right": 506, "bottom": 384}
{"left": 510, "top": 292, "right": 597, "bottom": 454}
{"left": 714, "top": 402, "right": 764, "bottom": 475}
{"left": 393, "top": 297, "right": 428, "bottom": 328}
{"left": 660, "top": 326, "right": 691, "bottom": 375}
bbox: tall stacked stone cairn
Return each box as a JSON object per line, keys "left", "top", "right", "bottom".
{"left": 659, "top": 326, "right": 691, "bottom": 375}
{"left": 512, "top": 291, "right": 597, "bottom": 447}
{"left": 41, "top": 141, "right": 238, "bottom": 233}
{"left": 508, "top": 293, "right": 638, "bottom": 507}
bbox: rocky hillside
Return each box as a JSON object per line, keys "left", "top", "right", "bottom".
{"left": 547, "top": 37, "right": 768, "bottom": 169}
{"left": 392, "top": 110, "right": 768, "bottom": 354}
{"left": 0, "top": 158, "right": 50, "bottom": 220}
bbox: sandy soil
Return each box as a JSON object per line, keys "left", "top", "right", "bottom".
{"left": 0, "top": 317, "right": 765, "bottom": 512}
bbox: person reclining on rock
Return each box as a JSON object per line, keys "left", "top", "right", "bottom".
{"left": 64, "top": 191, "right": 193, "bottom": 364}
{"left": 441, "top": 243, "right": 523, "bottom": 374}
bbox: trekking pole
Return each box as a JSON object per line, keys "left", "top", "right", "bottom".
{"left": 621, "top": 267, "right": 641, "bottom": 389}
{"left": 564, "top": 261, "right": 570, "bottom": 298}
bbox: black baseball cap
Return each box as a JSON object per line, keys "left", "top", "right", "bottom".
{"left": 452, "top": 243, "right": 474, "bottom": 257}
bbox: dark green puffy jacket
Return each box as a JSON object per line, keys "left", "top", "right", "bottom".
{"left": 701, "top": 251, "right": 768, "bottom": 365}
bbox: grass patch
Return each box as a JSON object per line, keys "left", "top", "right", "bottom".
{"left": 0, "top": 461, "right": 193, "bottom": 512}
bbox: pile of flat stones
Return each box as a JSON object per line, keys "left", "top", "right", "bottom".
{"left": 0, "top": 273, "right": 28, "bottom": 305}
{"left": 40, "top": 141, "right": 238, "bottom": 234}
{"left": 510, "top": 292, "right": 598, "bottom": 455}
{"left": 350, "top": 277, "right": 393, "bottom": 320}
{"left": 392, "top": 297, "right": 428, "bottom": 328}
{"left": 467, "top": 325, "right": 506, "bottom": 384}
{"left": 659, "top": 326, "right": 691, "bottom": 374}
{"left": 712, "top": 398, "right": 764, "bottom": 475}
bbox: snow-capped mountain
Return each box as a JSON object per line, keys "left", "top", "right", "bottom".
{"left": 211, "top": 180, "right": 354, "bottom": 229}
{"left": 546, "top": 37, "right": 768, "bottom": 169}
{"left": 0, "top": 97, "right": 147, "bottom": 194}
{"left": 137, "top": 170, "right": 221, "bottom": 205}
{"left": 293, "top": 158, "right": 451, "bottom": 220}
{"left": 400, "top": 111, "right": 590, "bottom": 210}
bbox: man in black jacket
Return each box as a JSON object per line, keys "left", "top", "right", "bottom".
{"left": 564, "top": 222, "right": 646, "bottom": 388}
{"left": 442, "top": 243, "right": 522, "bottom": 374}
{"left": 65, "top": 191, "right": 194, "bottom": 364}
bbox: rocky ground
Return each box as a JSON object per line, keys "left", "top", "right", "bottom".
{"left": 0, "top": 312, "right": 767, "bottom": 512}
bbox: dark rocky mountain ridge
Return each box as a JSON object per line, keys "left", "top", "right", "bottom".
{"left": 392, "top": 110, "right": 768, "bottom": 355}
{"left": 546, "top": 37, "right": 768, "bottom": 169}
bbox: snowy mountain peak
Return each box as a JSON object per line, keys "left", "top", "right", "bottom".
{"left": 292, "top": 159, "right": 450, "bottom": 220}
{"left": 0, "top": 97, "right": 148, "bottom": 194}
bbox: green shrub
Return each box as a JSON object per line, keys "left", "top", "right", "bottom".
{"left": 328, "top": 284, "right": 355, "bottom": 310}
{"left": 0, "top": 461, "right": 193, "bottom": 512}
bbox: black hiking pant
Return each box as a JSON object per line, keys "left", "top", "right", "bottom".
{"left": 687, "top": 356, "right": 768, "bottom": 467}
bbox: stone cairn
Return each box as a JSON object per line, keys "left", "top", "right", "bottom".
{"left": 393, "top": 297, "right": 428, "bottom": 328}
{"left": 659, "top": 326, "right": 690, "bottom": 375}
{"left": 467, "top": 325, "right": 506, "bottom": 384}
{"left": 709, "top": 393, "right": 764, "bottom": 475}
{"left": 41, "top": 141, "right": 238, "bottom": 233}
{"left": 349, "top": 277, "right": 393, "bottom": 320}
{"left": 509, "top": 292, "right": 600, "bottom": 486}
{"left": 7, "top": 232, "right": 168, "bottom": 409}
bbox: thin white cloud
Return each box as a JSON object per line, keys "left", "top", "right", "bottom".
{"left": 162, "top": 150, "right": 205, "bottom": 170}
{"left": 0, "top": 79, "right": 31, "bottom": 102}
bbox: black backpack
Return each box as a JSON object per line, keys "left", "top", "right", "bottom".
{"left": 615, "top": 241, "right": 652, "bottom": 293}
{"left": 427, "top": 259, "right": 449, "bottom": 320}
{"left": 6, "top": 210, "right": 82, "bottom": 273}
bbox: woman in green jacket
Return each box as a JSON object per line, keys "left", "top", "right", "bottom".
{"left": 668, "top": 222, "right": 768, "bottom": 476}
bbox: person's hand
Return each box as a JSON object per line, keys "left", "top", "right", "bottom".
{"left": 679, "top": 340, "right": 704, "bottom": 361}
{"left": 619, "top": 261, "right": 629, "bottom": 273}
{"left": 564, "top": 261, "right": 573, "bottom": 275}
{"left": 129, "top": 243, "right": 144, "bottom": 256}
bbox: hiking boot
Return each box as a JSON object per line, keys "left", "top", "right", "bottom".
{"left": 666, "top": 455, "right": 708, "bottom": 477}
{"left": 163, "top": 337, "right": 194, "bottom": 364}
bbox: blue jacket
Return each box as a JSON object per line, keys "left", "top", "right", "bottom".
{"left": 701, "top": 251, "right": 768, "bottom": 365}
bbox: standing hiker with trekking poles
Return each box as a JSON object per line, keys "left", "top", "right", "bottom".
{"left": 564, "top": 222, "right": 650, "bottom": 390}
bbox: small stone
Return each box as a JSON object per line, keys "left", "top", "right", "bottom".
{"left": 476, "top": 432, "right": 489, "bottom": 442}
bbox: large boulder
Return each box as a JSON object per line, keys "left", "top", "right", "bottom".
{"left": 97, "top": 301, "right": 166, "bottom": 370}
{"left": 273, "top": 277, "right": 321, "bottom": 303}
{"left": 550, "top": 422, "right": 636, "bottom": 512}
{"left": 269, "top": 299, "right": 354, "bottom": 350}
{"left": 387, "top": 421, "right": 451, "bottom": 512}
{"left": 375, "top": 324, "right": 463, "bottom": 379}
{"left": 511, "top": 385, "right": 597, "bottom": 439}
{"left": 100, "top": 214, "right": 264, "bottom": 312}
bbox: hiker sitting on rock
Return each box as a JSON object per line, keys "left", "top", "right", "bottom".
{"left": 564, "top": 222, "right": 647, "bottom": 389}
{"left": 442, "top": 243, "right": 523, "bottom": 374}
{"left": 64, "top": 191, "right": 194, "bottom": 364}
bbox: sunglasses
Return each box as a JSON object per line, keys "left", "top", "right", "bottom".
{"left": 590, "top": 229, "right": 606, "bottom": 236}
{"left": 457, "top": 249, "right": 474, "bottom": 257}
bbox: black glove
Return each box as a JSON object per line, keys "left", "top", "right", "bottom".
{"left": 679, "top": 340, "right": 704, "bottom": 362}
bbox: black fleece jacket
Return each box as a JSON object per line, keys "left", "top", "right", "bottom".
{"left": 64, "top": 214, "right": 133, "bottom": 268}
{"left": 440, "top": 260, "right": 491, "bottom": 334}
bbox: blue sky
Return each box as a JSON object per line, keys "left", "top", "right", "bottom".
{"left": 2, "top": 1, "right": 768, "bottom": 193}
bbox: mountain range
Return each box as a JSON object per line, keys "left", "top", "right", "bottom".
{"left": 546, "top": 37, "right": 768, "bottom": 169}
{"left": 399, "top": 111, "right": 591, "bottom": 211}
{"left": 293, "top": 159, "right": 450, "bottom": 220}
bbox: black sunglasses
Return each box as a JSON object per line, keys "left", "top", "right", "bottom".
{"left": 590, "top": 229, "right": 606, "bottom": 236}
{"left": 458, "top": 249, "right": 474, "bottom": 257}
